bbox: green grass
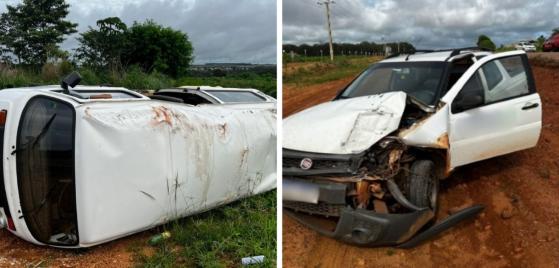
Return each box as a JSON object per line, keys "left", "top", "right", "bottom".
{"left": 133, "top": 191, "right": 276, "bottom": 268}
{"left": 283, "top": 56, "right": 381, "bottom": 87}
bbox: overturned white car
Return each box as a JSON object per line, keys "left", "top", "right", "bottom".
{"left": 0, "top": 74, "right": 276, "bottom": 247}
{"left": 283, "top": 49, "right": 541, "bottom": 247}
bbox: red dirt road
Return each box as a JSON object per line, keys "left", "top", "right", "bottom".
{"left": 282, "top": 66, "right": 559, "bottom": 267}
{"left": 0, "top": 228, "right": 151, "bottom": 267}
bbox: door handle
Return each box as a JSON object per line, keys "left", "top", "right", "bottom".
{"left": 522, "top": 102, "right": 539, "bottom": 110}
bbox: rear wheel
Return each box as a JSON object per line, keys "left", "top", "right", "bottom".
{"left": 407, "top": 160, "right": 439, "bottom": 211}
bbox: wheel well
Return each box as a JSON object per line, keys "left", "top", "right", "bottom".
{"left": 407, "top": 147, "right": 448, "bottom": 180}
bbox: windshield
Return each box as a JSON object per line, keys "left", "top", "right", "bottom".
{"left": 16, "top": 96, "right": 77, "bottom": 245}
{"left": 339, "top": 62, "right": 446, "bottom": 105}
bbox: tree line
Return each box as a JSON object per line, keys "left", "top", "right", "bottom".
{"left": 283, "top": 41, "right": 416, "bottom": 57}
{"left": 0, "top": 0, "right": 193, "bottom": 78}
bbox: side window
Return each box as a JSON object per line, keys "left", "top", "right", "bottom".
{"left": 481, "top": 61, "right": 502, "bottom": 90}
{"left": 451, "top": 71, "right": 484, "bottom": 113}
{"left": 481, "top": 56, "right": 530, "bottom": 103}
{"left": 452, "top": 55, "right": 531, "bottom": 113}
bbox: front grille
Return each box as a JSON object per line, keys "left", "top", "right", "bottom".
{"left": 283, "top": 157, "right": 345, "bottom": 170}
{"left": 282, "top": 149, "right": 364, "bottom": 176}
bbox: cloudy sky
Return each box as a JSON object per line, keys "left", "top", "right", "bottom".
{"left": 284, "top": 0, "right": 559, "bottom": 49}
{"left": 0, "top": 0, "right": 277, "bottom": 64}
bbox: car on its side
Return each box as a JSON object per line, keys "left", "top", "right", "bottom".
{"left": 515, "top": 41, "right": 536, "bottom": 52}
{"left": 543, "top": 34, "right": 559, "bottom": 52}
{"left": 0, "top": 77, "right": 276, "bottom": 248}
{"left": 283, "top": 49, "right": 541, "bottom": 247}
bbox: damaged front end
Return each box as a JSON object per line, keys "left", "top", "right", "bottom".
{"left": 283, "top": 140, "right": 483, "bottom": 247}
{"left": 283, "top": 93, "right": 483, "bottom": 247}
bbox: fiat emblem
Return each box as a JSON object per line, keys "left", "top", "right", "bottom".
{"left": 300, "top": 158, "right": 313, "bottom": 170}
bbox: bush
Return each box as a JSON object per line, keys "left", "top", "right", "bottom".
{"left": 59, "top": 60, "right": 74, "bottom": 76}
{"left": 114, "top": 66, "right": 174, "bottom": 90}
{"left": 41, "top": 63, "right": 60, "bottom": 82}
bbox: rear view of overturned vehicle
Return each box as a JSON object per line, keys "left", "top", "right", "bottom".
{"left": 0, "top": 74, "right": 276, "bottom": 247}
{"left": 283, "top": 49, "right": 541, "bottom": 247}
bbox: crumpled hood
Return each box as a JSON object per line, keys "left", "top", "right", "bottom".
{"left": 283, "top": 92, "right": 407, "bottom": 154}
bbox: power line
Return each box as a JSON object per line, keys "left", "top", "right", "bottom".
{"left": 317, "top": 0, "right": 335, "bottom": 61}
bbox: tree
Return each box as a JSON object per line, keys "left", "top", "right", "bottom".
{"left": 75, "top": 17, "right": 128, "bottom": 70}
{"left": 552, "top": 28, "right": 559, "bottom": 37}
{"left": 477, "top": 35, "right": 496, "bottom": 51}
{"left": 124, "top": 20, "right": 193, "bottom": 77}
{"left": 0, "top": 0, "right": 77, "bottom": 65}
{"left": 536, "top": 35, "right": 546, "bottom": 52}
{"left": 76, "top": 19, "right": 193, "bottom": 77}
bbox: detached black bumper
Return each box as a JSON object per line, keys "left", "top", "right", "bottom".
{"left": 285, "top": 207, "right": 434, "bottom": 246}
{"left": 285, "top": 204, "right": 485, "bottom": 247}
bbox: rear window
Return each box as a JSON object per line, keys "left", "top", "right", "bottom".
{"left": 206, "top": 90, "right": 267, "bottom": 103}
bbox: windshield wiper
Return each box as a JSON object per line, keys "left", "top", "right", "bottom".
{"left": 11, "top": 113, "right": 57, "bottom": 155}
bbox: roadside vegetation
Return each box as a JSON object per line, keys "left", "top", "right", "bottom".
{"left": 132, "top": 191, "right": 276, "bottom": 268}
{"left": 0, "top": 64, "right": 276, "bottom": 97}
{"left": 283, "top": 55, "right": 381, "bottom": 87}
{"left": 0, "top": 1, "right": 276, "bottom": 97}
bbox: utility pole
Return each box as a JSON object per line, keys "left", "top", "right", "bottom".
{"left": 318, "top": 0, "right": 335, "bottom": 61}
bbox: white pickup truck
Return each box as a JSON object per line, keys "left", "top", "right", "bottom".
{"left": 0, "top": 75, "right": 276, "bottom": 248}
{"left": 283, "top": 49, "right": 541, "bottom": 247}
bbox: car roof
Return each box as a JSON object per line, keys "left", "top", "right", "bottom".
{"left": 380, "top": 50, "right": 492, "bottom": 63}
{"left": 2, "top": 85, "right": 132, "bottom": 92}
{"left": 0, "top": 85, "right": 148, "bottom": 102}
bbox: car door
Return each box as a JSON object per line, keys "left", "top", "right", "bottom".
{"left": 448, "top": 53, "right": 541, "bottom": 168}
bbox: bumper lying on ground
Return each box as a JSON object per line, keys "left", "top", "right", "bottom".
{"left": 284, "top": 178, "right": 485, "bottom": 247}
{"left": 286, "top": 207, "right": 434, "bottom": 246}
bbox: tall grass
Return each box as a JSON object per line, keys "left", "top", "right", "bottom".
{"left": 0, "top": 63, "right": 276, "bottom": 97}
{"left": 283, "top": 56, "right": 381, "bottom": 87}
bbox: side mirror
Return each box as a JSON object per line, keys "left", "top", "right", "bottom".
{"left": 452, "top": 93, "right": 483, "bottom": 113}
{"left": 60, "top": 72, "right": 85, "bottom": 98}
{"left": 61, "top": 72, "right": 81, "bottom": 91}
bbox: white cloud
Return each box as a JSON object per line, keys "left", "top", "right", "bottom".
{"left": 1, "top": 0, "right": 276, "bottom": 64}
{"left": 284, "top": 0, "right": 559, "bottom": 48}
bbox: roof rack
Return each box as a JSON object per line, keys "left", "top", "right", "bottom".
{"left": 386, "top": 46, "right": 491, "bottom": 61}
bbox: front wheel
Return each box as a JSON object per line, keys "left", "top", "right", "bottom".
{"left": 407, "top": 160, "right": 439, "bottom": 211}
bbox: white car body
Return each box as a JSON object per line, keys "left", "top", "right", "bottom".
{"left": 0, "top": 85, "right": 276, "bottom": 248}
{"left": 284, "top": 50, "right": 541, "bottom": 172}
{"left": 515, "top": 42, "right": 536, "bottom": 52}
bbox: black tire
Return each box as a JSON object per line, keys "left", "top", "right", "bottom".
{"left": 407, "top": 160, "right": 439, "bottom": 210}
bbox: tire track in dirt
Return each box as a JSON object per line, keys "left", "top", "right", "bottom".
{"left": 283, "top": 66, "right": 559, "bottom": 268}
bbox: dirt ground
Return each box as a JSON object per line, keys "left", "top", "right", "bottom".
{"left": 282, "top": 65, "right": 559, "bottom": 267}
{"left": 0, "top": 228, "right": 153, "bottom": 267}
